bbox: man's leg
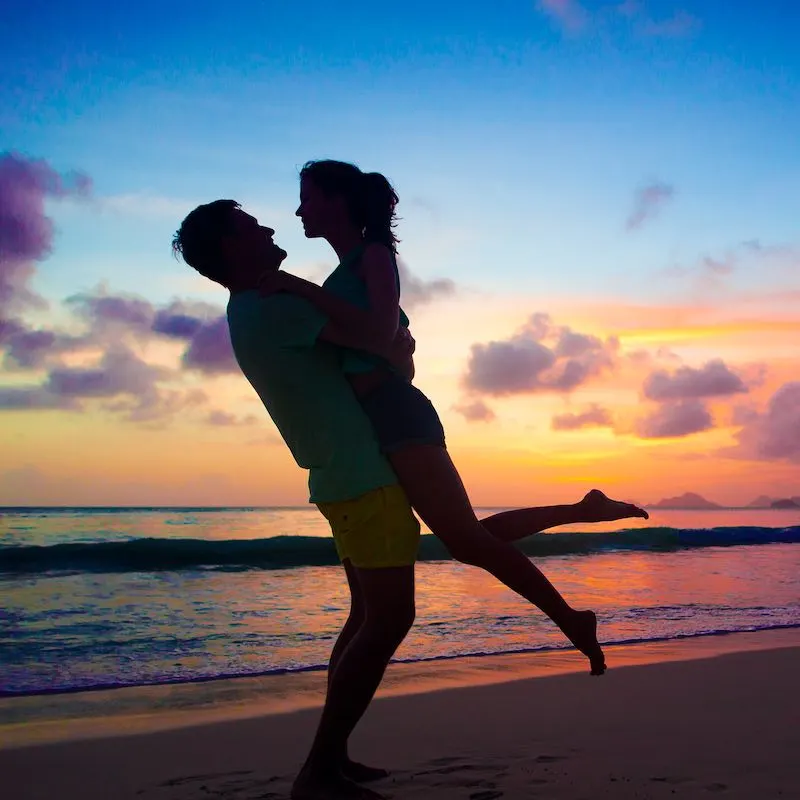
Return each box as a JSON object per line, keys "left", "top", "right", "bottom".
{"left": 292, "top": 564, "right": 415, "bottom": 800}
{"left": 480, "top": 489, "right": 649, "bottom": 542}
{"left": 327, "top": 561, "right": 390, "bottom": 783}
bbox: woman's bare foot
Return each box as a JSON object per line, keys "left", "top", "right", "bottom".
{"left": 579, "top": 489, "right": 649, "bottom": 522}
{"left": 291, "top": 769, "right": 387, "bottom": 800}
{"left": 563, "top": 609, "right": 606, "bottom": 675}
{"left": 340, "top": 759, "right": 389, "bottom": 783}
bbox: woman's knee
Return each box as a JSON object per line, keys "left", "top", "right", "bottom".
{"left": 435, "top": 527, "right": 490, "bottom": 567}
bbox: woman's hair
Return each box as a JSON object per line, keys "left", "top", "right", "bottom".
{"left": 171, "top": 199, "right": 240, "bottom": 284}
{"left": 300, "top": 160, "right": 399, "bottom": 251}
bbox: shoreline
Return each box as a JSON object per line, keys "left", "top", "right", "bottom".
{"left": 3, "top": 629, "right": 798, "bottom": 800}
{"left": 2, "top": 627, "right": 798, "bottom": 750}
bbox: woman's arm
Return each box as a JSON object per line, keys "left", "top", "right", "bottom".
{"left": 261, "top": 244, "right": 400, "bottom": 351}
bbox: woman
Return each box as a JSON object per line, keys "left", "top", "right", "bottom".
{"left": 260, "top": 159, "right": 648, "bottom": 676}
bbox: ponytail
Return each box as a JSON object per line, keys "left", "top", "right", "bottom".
{"left": 361, "top": 171, "right": 399, "bottom": 251}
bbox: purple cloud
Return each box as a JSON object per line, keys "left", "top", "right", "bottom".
{"left": 734, "top": 382, "right": 800, "bottom": 462}
{"left": 552, "top": 404, "right": 613, "bottom": 431}
{"left": 464, "top": 313, "right": 617, "bottom": 396}
{"left": 205, "top": 410, "right": 258, "bottom": 426}
{"left": 637, "top": 399, "right": 714, "bottom": 439}
{"left": 643, "top": 359, "right": 748, "bottom": 401}
{"left": 453, "top": 400, "right": 496, "bottom": 423}
{"left": 0, "top": 386, "right": 78, "bottom": 410}
{"left": 66, "top": 289, "right": 155, "bottom": 335}
{"left": 0, "top": 152, "right": 91, "bottom": 314}
{"left": 46, "top": 346, "right": 169, "bottom": 398}
{"left": 626, "top": 181, "right": 674, "bottom": 231}
{"left": 396, "top": 257, "right": 457, "bottom": 311}
{"left": 182, "top": 316, "right": 239, "bottom": 374}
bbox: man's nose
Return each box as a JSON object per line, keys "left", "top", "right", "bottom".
{"left": 261, "top": 226, "right": 275, "bottom": 236}
{"left": 295, "top": 206, "right": 302, "bottom": 217}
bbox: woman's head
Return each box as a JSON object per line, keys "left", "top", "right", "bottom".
{"left": 296, "top": 160, "right": 399, "bottom": 251}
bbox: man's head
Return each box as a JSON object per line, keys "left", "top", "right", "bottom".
{"left": 172, "top": 200, "right": 286, "bottom": 289}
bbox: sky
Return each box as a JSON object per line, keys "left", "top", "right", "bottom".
{"left": 1, "top": 0, "right": 799, "bottom": 507}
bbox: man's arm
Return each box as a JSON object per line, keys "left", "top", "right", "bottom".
{"left": 319, "top": 322, "right": 415, "bottom": 379}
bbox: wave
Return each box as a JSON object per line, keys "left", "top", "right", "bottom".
{"left": 2, "top": 526, "right": 799, "bottom": 575}
{"left": 3, "top": 622, "right": 798, "bottom": 697}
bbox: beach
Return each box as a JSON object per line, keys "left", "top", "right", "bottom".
{"left": 3, "top": 629, "right": 798, "bottom": 799}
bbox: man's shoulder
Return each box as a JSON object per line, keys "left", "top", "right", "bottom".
{"left": 228, "top": 290, "right": 328, "bottom": 350}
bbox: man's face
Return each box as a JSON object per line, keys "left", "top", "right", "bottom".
{"left": 224, "top": 209, "right": 287, "bottom": 276}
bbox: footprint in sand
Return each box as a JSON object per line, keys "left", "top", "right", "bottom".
{"left": 534, "top": 755, "right": 567, "bottom": 764}
{"left": 158, "top": 770, "right": 254, "bottom": 788}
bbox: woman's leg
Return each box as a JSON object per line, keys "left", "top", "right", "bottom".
{"left": 480, "top": 490, "right": 648, "bottom": 542}
{"left": 387, "top": 445, "right": 606, "bottom": 675}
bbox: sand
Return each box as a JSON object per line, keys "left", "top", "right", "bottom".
{"left": 2, "top": 629, "right": 798, "bottom": 799}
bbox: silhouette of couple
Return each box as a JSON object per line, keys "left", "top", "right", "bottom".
{"left": 173, "top": 160, "right": 648, "bottom": 800}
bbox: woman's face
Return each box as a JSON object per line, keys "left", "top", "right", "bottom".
{"left": 296, "top": 176, "right": 340, "bottom": 239}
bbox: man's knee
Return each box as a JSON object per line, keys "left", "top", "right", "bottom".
{"left": 365, "top": 600, "right": 415, "bottom": 644}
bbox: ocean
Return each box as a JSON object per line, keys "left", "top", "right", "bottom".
{"left": 1, "top": 506, "right": 799, "bottom": 696}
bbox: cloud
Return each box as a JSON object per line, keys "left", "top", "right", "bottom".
{"left": 464, "top": 313, "right": 618, "bottom": 396}
{"left": 0, "top": 152, "right": 91, "bottom": 315}
{"left": 537, "top": 0, "right": 588, "bottom": 34}
{"left": 552, "top": 404, "right": 613, "bottom": 430}
{"left": 453, "top": 399, "right": 496, "bottom": 422}
{"left": 637, "top": 399, "right": 714, "bottom": 438}
{"left": 181, "top": 315, "right": 239, "bottom": 374}
{"left": 626, "top": 181, "right": 674, "bottom": 230}
{"left": 397, "top": 257, "right": 457, "bottom": 311}
{"left": 205, "top": 410, "right": 258, "bottom": 426}
{"left": 0, "top": 322, "right": 83, "bottom": 370}
{"left": 643, "top": 359, "right": 749, "bottom": 401}
{"left": 66, "top": 287, "right": 155, "bottom": 337}
{"left": 734, "top": 382, "right": 800, "bottom": 462}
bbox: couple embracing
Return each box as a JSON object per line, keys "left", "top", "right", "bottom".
{"left": 173, "top": 159, "right": 647, "bottom": 800}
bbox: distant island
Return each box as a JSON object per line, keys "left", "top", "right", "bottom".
{"left": 771, "top": 498, "right": 800, "bottom": 509}
{"left": 651, "top": 492, "right": 724, "bottom": 510}
{"left": 747, "top": 495, "right": 774, "bottom": 508}
{"left": 648, "top": 492, "right": 800, "bottom": 510}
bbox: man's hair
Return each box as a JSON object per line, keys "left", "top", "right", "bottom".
{"left": 172, "top": 199, "right": 241, "bottom": 284}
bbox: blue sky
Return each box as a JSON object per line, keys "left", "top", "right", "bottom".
{"left": 4, "top": 0, "right": 799, "bottom": 308}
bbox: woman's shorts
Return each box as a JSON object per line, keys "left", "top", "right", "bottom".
{"left": 358, "top": 373, "right": 447, "bottom": 453}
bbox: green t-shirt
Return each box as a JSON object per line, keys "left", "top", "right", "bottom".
{"left": 226, "top": 290, "right": 398, "bottom": 504}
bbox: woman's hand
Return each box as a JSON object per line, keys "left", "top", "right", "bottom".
{"left": 258, "top": 270, "right": 292, "bottom": 296}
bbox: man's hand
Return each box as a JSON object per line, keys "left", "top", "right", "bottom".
{"left": 385, "top": 327, "right": 416, "bottom": 380}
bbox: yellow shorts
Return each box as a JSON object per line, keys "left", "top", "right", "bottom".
{"left": 317, "top": 484, "right": 420, "bottom": 569}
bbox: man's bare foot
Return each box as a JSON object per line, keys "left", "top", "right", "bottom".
{"left": 579, "top": 489, "right": 649, "bottom": 522}
{"left": 340, "top": 759, "right": 389, "bottom": 783}
{"left": 563, "top": 609, "right": 606, "bottom": 676}
{"left": 291, "top": 769, "right": 387, "bottom": 800}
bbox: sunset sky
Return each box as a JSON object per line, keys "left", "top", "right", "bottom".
{"left": 1, "top": 0, "right": 798, "bottom": 507}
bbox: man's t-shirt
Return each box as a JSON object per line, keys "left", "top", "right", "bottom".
{"left": 226, "top": 290, "right": 398, "bottom": 505}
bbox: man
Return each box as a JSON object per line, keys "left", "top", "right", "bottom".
{"left": 174, "top": 200, "right": 415, "bottom": 800}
